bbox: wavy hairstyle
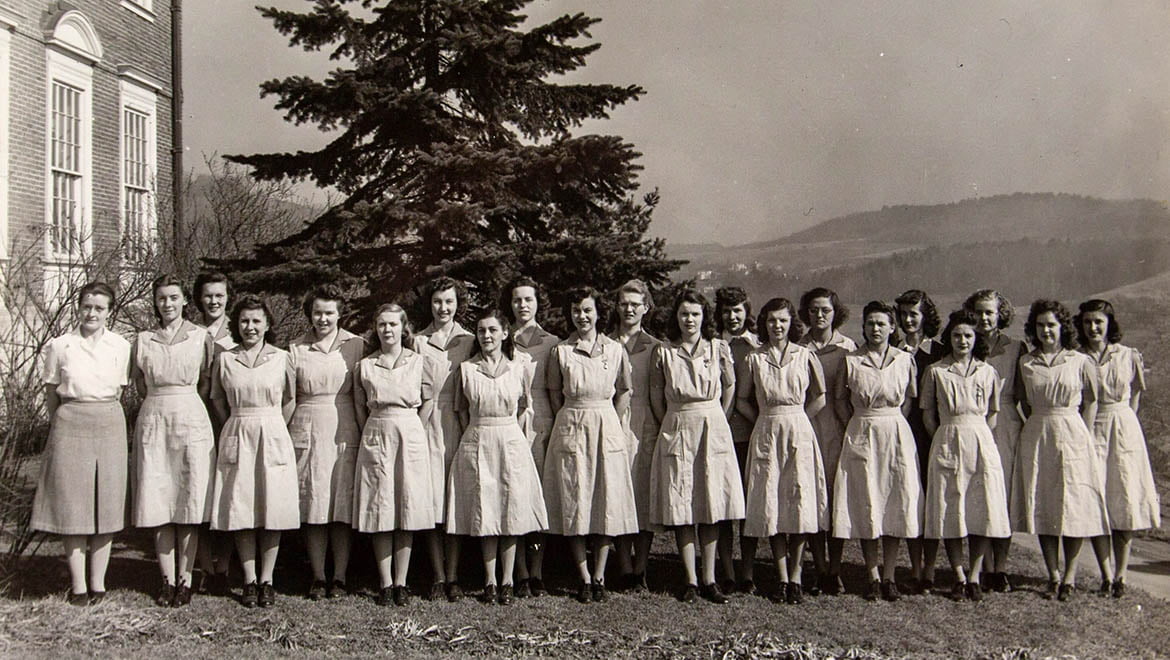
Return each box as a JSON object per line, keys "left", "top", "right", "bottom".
{"left": 192, "top": 270, "right": 232, "bottom": 317}
{"left": 756, "top": 297, "right": 803, "bottom": 344}
{"left": 1074, "top": 298, "right": 1123, "bottom": 346}
{"left": 895, "top": 289, "right": 941, "bottom": 339}
{"left": 939, "top": 309, "right": 990, "bottom": 360}
{"left": 798, "top": 287, "right": 849, "bottom": 330}
{"left": 424, "top": 276, "right": 468, "bottom": 322}
{"left": 229, "top": 295, "right": 278, "bottom": 345}
{"left": 301, "top": 284, "right": 346, "bottom": 320}
{"left": 714, "top": 286, "right": 756, "bottom": 334}
{"left": 498, "top": 276, "right": 548, "bottom": 327}
{"left": 666, "top": 289, "right": 717, "bottom": 342}
{"left": 468, "top": 308, "right": 515, "bottom": 360}
{"left": 150, "top": 274, "right": 190, "bottom": 324}
{"left": 561, "top": 286, "right": 610, "bottom": 335}
{"left": 1024, "top": 299, "right": 1077, "bottom": 349}
{"left": 962, "top": 288, "right": 1014, "bottom": 331}
{"left": 370, "top": 302, "right": 413, "bottom": 350}
{"left": 861, "top": 300, "right": 902, "bottom": 347}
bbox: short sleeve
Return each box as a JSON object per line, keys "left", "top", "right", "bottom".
{"left": 716, "top": 340, "right": 735, "bottom": 389}
{"left": 210, "top": 354, "right": 226, "bottom": 402}
{"left": 546, "top": 346, "right": 564, "bottom": 392}
{"left": 986, "top": 366, "right": 1001, "bottom": 414}
{"left": 42, "top": 337, "right": 62, "bottom": 385}
{"left": 1080, "top": 355, "right": 1099, "bottom": 405}
{"left": 650, "top": 345, "right": 666, "bottom": 391}
{"left": 614, "top": 346, "right": 632, "bottom": 394}
{"left": 806, "top": 351, "right": 826, "bottom": 399}
{"left": 919, "top": 366, "right": 937, "bottom": 411}
{"left": 904, "top": 355, "right": 919, "bottom": 401}
{"left": 420, "top": 355, "right": 437, "bottom": 402}
{"left": 1131, "top": 348, "right": 1146, "bottom": 392}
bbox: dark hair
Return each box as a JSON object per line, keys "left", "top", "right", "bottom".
{"left": 229, "top": 295, "right": 278, "bottom": 345}
{"left": 499, "top": 276, "right": 547, "bottom": 326}
{"left": 895, "top": 289, "right": 941, "bottom": 338}
{"left": 861, "top": 300, "right": 902, "bottom": 347}
{"left": 666, "top": 289, "right": 717, "bottom": 341}
{"left": 1074, "top": 299, "right": 1122, "bottom": 346}
{"left": 425, "top": 276, "right": 468, "bottom": 321}
{"left": 798, "top": 287, "right": 849, "bottom": 330}
{"left": 150, "top": 274, "right": 190, "bottom": 324}
{"left": 192, "top": 271, "right": 232, "bottom": 316}
{"left": 939, "top": 310, "right": 990, "bottom": 360}
{"left": 1024, "top": 299, "right": 1077, "bottom": 349}
{"left": 561, "top": 286, "right": 610, "bottom": 335}
{"left": 371, "top": 303, "right": 413, "bottom": 349}
{"left": 962, "top": 289, "right": 1014, "bottom": 331}
{"left": 714, "top": 286, "right": 755, "bottom": 334}
{"left": 77, "top": 281, "right": 115, "bottom": 307}
{"left": 468, "top": 308, "right": 515, "bottom": 360}
{"left": 302, "top": 284, "right": 346, "bottom": 320}
{"left": 756, "top": 298, "right": 803, "bottom": 344}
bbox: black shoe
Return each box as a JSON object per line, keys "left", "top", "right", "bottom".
{"left": 679, "top": 583, "right": 698, "bottom": 603}
{"left": 241, "top": 581, "right": 259, "bottom": 608}
{"left": 375, "top": 586, "right": 394, "bottom": 606}
{"left": 786, "top": 582, "right": 804, "bottom": 605}
{"left": 1112, "top": 578, "right": 1126, "bottom": 599}
{"left": 575, "top": 582, "right": 592, "bottom": 604}
{"left": 1000, "top": 573, "right": 1014, "bottom": 593}
{"left": 950, "top": 581, "right": 967, "bottom": 601}
{"left": 482, "top": 584, "right": 498, "bottom": 604}
{"left": 446, "top": 582, "right": 463, "bottom": 603}
{"left": 1098, "top": 579, "right": 1112, "bottom": 597}
{"left": 630, "top": 572, "right": 648, "bottom": 593}
{"left": 88, "top": 590, "right": 106, "bottom": 606}
{"left": 529, "top": 577, "right": 547, "bottom": 597}
{"left": 920, "top": 578, "right": 935, "bottom": 594}
{"left": 1042, "top": 579, "right": 1059, "bottom": 600}
{"left": 428, "top": 581, "right": 445, "bottom": 601}
{"left": 806, "top": 573, "right": 822, "bottom": 597}
{"left": 738, "top": 579, "right": 757, "bottom": 596}
{"left": 823, "top": 573, "right": 843, "bottom": 596}
{"left": 514, "top": 579, "right": 531, "bottom": 599}
{"left": 155, "top": 582, "right": 176, "bottom": 607}
{"left": 864, "top": 579, "right": 882, "bottom": 601}
{"left": 308, "top": 579, "right": 327, "bottom": 601}
{"left": 173, "top": 578, "right": 192, "bottom": 607}
{"left": 498, "top": 584, "right": 513, "bottom": 605}
{"left": 1057, "top": 583, "right": 1075, "bottom": 602}
{"left": 327, "top": 580, "right": 347, "bottom": 599}
{"left": 768, "top": 585, "right": 787, "bottom": 604}
{"left": 966, "top": 582, "right": 983, "bottom": 602}
{"left": 700, "top": 582, "right": 729, "bottom": 604}
{"left": 719, "top": 578, "right": 737, "bottom": 596}
{"left": 393, "top": 585, "right": 410, "bottom": 606}
{"left": 258, "top": 582, "right": 276, "bottom": 608}
{"left": 592, "top": 580, "right": 609, "bottom": 603}
{"left": 67, "top": 591, "right": 89, "bottom": 606}
{"left": 881, "top": 580, "right": 901, "bottom": 602}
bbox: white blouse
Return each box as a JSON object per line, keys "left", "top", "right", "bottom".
{"left": 43, "top": 328, "right": 131, "bottom": 400}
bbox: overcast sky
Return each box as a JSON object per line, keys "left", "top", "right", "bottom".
{"left": 185, "top": 1, "right": 1170, "bottom": 245}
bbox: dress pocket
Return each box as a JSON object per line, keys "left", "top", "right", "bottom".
{"left": 265, "top": 435, "right": 293, "bottom": 467}
{"left": 219, "top": 435, "right": 240, "bottom": 465}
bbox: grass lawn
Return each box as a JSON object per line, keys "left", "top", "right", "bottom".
{"left": 1, "top": 530, "right": 1166, "bottom": 659}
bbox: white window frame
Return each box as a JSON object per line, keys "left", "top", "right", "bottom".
{"left": 121, "top": 1, "right": 156, "bottom": 23}
{"left": 119, "top": 78, "right": 158, "bottom": 265}
{"left": 44, "top": 51, "right": 93, "bottom": 264}
{"left": 0, "top": 21, "right": 12, "bottom": 264}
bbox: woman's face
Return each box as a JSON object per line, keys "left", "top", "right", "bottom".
{"left": 200, "top": 282, "right": 228, "bottom": 322}
{"left": 571, "top": 297, "right": 598, "bottom": 334}
{"left": 617, "top": 291, "right": 647, "bottom": 328}
{"left": 311, "top": 299, "right": 340, "bottom": 338}
{"left": 972, "top": 298, "right": 999, "bottom": 335}
{"left": 78, "top": 293, "right": 111, "bottom": 335}
{"left": 766, "top": 308, "right": 792, "bottom": 343}
{"left": 476, "top": 316, "right": 508, "bottom": 354}
{"left": 375, "top": 310, "right": 404, "bottom": 349}
{"left": 863, "top": 311, "right": 894, "bottom": 347}
{"left": 237, "top": 308, "right": 269, "bottom": 348}
{"left": 806, "top": 296, "right": 835, "bottom": 332}
{"left": 722, "top": 302, "right": 748, "bottom": 335}
{"left": 1034, "top": 311, "right": 1062, "bottom": 350}
{"left": 431, "top": 287, "right": 458, "bottom": 325}
{"left": 155, "top": 285, "right": 185, "bottom": 326}
{"left": 898, "top": 302, "right": 923, "bottom": 336}
{"left": 950, "top": 323, "right": 977, "bottom": 359}
{"left": 677, "top": 302, "right": 703, "bottom": 337}
{"left": 1080, "top": 310, "right": 1109, "bottom": 346}
{"left": 510, "top": 286, "right": 537, "bottom": 326}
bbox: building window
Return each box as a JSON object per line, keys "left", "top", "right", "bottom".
{"left": 49, "top": 82, "right": 84, "bottom": 259}
{"left": 119, "top": 77, "right": 158, "bottom": 263}
{"left": 121, "top": 1, "right": 155, "bottom": 22}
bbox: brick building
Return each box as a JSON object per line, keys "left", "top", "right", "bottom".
{"left": 0, "top": 0, "right": 177, "bottom": 305}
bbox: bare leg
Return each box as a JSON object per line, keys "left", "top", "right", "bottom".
{"left": 675, "top": 526, "right": 698, "bottom": 586}
{"left": 305, "top": 524, "right": 328, "bottom": 582}
{"left": 87, "top": 533, "right": 114, "bottom": 593}
{"left": 590, "top": 535, "right": 612, "bottom": 583}
{"left": 372, "top": 532, "right": 394, "bottom": 588}
{"left": 922, "top": 538, "right": 939, "bottom": 584}
{"left": 482, "top": 536, "right": 500, "bottom": 587}
{"left": 633, "top": 531, "right": 653, "bottom": 575}
{"left": 787, "top": 534, "right": 807, "bottom": 584}
{"left": 741, "top": 536, "right": 759, "bottom": 582}
{"left": 500, "top": 536, "right": 517, "bottom": 586}
{"left": 991, "top": 536, "right": 1012, "bottom": 574}
{"left": 717, "top": 521, "right": 736, "bottom": 583}
{"left": 1090, "top": 534, "right": 1114, "bottom": 585}
{"left": 235, "top": 530, "right": 258, "bottom": 584}
{"left": 769, "top": 535, "right": 789, "bottom": 583}
{"left": 514, "top": 538, "right": 529, "bottom": 582}
{"left": 1038, "top": 534, "right": 1061, "bottom": 583}
{"left": 62, "top": 535, "right": 88, "bottom": 595}
{"left": 176, "top": 524, "right": 199, "bottom": 586}
{"left": 393, "top": 530, "right": 412, "bottom": 587}
{"left": 1061, "top": 536, "right": 1086, "bottom": 586}
{"left": 330, "top": 523, "right": 352, "bottom": 584}
{"left": 968, "top": 536, "right": 989, "bottom": 585}
{"left": 569, "top": 536, "right": 590, "bottom": 583}
{"left": 155, "top": 525, "right": 177, "bottom": 585}
{"left": 907, "top": 537, "right": 923, "bottom": 580}
{"left": 1113, "top": 530, "right": 1134, "bottom": 582}
{"left": 860, "top": 538, "right": 880, "bottom": 582}
{"left": 880, "top": 536, "right": 900, "bottom": 583}
{"left": 257, "top": 530, "right": 282, "bottom": 584}
{"left": 699, "top": 523, "right": 720, "bottom": 586}
{"left": 444, "top": 531, "right": 460, "bottom": 585}
{"left": 529, "top": 533, "right": 546, "bottom": 581}
{"left": 944, "top": 538, "right": 967, "bottom": 584}
{"left": 615, "top": 535, "right": 634, "bottom": 575}
{"left": 810, "top": 531, "right": 827, "bottom": 576}
{"left": 427, "top": 528, "right": 446, "bottom": 584}
{"left": 828, "top": 537, "right": 845, "bottom": 576}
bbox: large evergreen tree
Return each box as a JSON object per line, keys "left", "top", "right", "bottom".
{"left": 218, "top": 0, "right": 682, "bottom": 332}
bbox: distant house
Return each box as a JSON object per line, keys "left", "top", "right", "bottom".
{"left": 0, "top": 1, "right": 178, "bottom": 308}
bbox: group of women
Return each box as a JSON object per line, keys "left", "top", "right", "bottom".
{"left": 32, "top": 273, "right": 1161, "bottom": 610}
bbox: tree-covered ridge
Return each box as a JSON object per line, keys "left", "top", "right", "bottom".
{"left": 216, "top": 0, "right": 681, "bottom": 326}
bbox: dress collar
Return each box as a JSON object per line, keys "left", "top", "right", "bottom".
{"left": 852, "top": 344, "right": 900, "bottom": 369}
{"left": 567, "top": 331, "right": 608, "bottom": 357}
{"left": 470, "top": 354, "right": 516, "bottom": 379}
{"left": 374, "top": 347, "right": 415, "bottom": 371}
{"left": 420, "top": 322, "right": 472, "bottom": 350}
{"left": 151, "top": 319, "right": 199, "bottom": 345}
{"left": 513, "top": 324, "right": 553, "bottom": 349}
{"left": 611, "top": 328, "right": 657, "bottom": 355}
{"left": 232, "top": 342, "right": 280, "bottom": 367}
{"left": 295, "top": 327, "right": 360, "bottom": 354}
{"left": 722, "top": 330, "right": 760, "bottom": 347}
